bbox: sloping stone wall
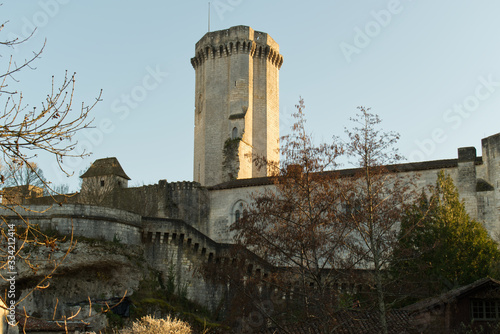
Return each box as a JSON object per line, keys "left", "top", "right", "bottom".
{"left": 0, "top": 204, "right": 142, "bottom": 245}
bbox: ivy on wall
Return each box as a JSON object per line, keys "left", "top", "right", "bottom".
{"left": 222, "top": 137, "right": 241, "bottom": 180}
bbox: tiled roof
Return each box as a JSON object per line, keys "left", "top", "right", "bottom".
{"left": 80, "top": 157, "right": 131, "bottom": 180}
{"left": 333, "top": 310, "right": 418, "bottom": 334}
{"left": 403, "top": 277, "right": 500, "bottom": 313}
{"left": 16, "top": 313, "right": 87, "bottom": 332}
{"left": 208, "top": 175, "right": 273, "bottom": 190}
{"left": 256, "top": 310, "right": 419, "bottom": 334}
{"left": 208, "top": 157, "right": 483, "bottom": 190}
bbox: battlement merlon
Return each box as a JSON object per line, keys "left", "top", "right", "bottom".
{"left": 195, "top": 26, "right": 279, "bottom": 52}
{"left": 482, "top": 132, "right": 500, "bottom": 156}
{"left": 190, "top": 26, "right": 284, "bottom": 70}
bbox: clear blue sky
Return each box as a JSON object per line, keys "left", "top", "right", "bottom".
{"left": 2, "top": 1, "right": 500, "bottom": 190}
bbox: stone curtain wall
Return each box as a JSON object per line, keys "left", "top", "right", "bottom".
{"left": 0, "top": 204, "right": 272, "bottom": 311}
{"left": 25, "top": 180, "right": 211, "bottom": 237}
{"left": 208, "top": 136, "right": 500, "bottom": 244}
{"left": 141, "top": 217, "right": 274, "bottom": 309}
{"left": 142, "top": 218, "right": 226, "bottom": 309}
{"left": 111, "top": 180, "right": 211, "bottom": 234}
{"left": 478, "top": 133, "right": 500, "bottom": 235}
{"left": 0, "top": 204, "right": 142, "bottom": 245}
{"left": 208, "top": 183, "right": 273, "bottom": 243}
{"left": 7, "top": 135, "right": 500, "bottom": 311}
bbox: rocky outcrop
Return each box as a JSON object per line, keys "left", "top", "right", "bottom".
{"left": 4, "top": 238, "right": 146, "bottom": 332}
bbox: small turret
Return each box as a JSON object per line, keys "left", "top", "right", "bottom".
{"left": 80, "top": 157, "right": 130, "bottom": 197}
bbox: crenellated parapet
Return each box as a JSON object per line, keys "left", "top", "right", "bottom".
{"left": 191, "top": 40, "right": 283, "bottom": 69}
{"left": 167, "top": 181, "right": 201, "bottom": 191}
{"left": 190, "top": 25, "right": 284, "bottom": 70}
{"left": 192, "top": 25, "right": 282, "bottom": 187}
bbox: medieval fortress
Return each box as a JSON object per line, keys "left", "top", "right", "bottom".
{"left": 4, "top": 26, "right": 500, "bottom": 309}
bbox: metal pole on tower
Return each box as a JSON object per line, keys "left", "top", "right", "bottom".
{"left": 208, "top": 2, "right": 211, "bottom": 32}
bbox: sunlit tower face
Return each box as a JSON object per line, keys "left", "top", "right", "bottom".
{"left": 191, "top": 26, "right": 283, "bottom": 186}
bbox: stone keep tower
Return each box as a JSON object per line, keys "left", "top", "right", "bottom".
{"left": 191, "top": 26, "right": 284, "bottom": 187}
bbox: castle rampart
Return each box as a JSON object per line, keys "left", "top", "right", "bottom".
{"left": 5, "top": 26, "right": 500, "bottom": 318}
{"left": 0, "top": 204, "right": 142, "bottom": 245}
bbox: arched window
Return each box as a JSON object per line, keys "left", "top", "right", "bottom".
{"left": 232, "top": 127, "right": 238, "bottom": 139}
{"left": 231, "top": 200, "right": 247, "bottom": 224}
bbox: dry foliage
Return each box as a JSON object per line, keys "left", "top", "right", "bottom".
{"left": 224, "top": 100, "right": 358, "bottom": 330}
{"left": 339, "top": 107, "right": 418, "bottom": 334}
{"left": 79, "top": 176, "right": 116, "bottom": 207}
{"left": 0, "top": 19, "right": 102, "bottom": 331}
{"left": 121, "top": 315, "right": 192, "bottom": 334}
{"left": 225, "top": 102, "right": 419, "bottom": 333}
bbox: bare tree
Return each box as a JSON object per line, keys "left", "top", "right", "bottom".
{"left": 49, "top": 183, "right": 70, "bottom": 195}
{"left": 340, "top": 107, "right": 417, "bottom": 334}
{"left": 78, "top": 176, "right": 116, "bottom": 207}
{"left": 2, "top": 161, "right": 46, "bottom": 188}
{"left": 229, "top": 100, "right": 358, "bottom": 330}
{"left": 0, "top": 20, "right": 101, "bottom": 187}
{"left": 0, "top": 19, "right": 101, "bottom": 330}
{"left": 207, "top": 102, "right": 421, "bottom": 332}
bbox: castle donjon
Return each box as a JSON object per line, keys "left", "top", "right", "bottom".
{"left": 192, "top": 26, "right": 283, "bottom": 186}
{"left": 4, "top": 26, "right": 500, "bottom": 312}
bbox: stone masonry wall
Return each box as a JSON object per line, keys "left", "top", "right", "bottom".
{"left": 480, "top": 133, "right": 500, "bottom": 236}
{"left": 0, "top": 204, "right": 142, "bottom": 245}
{"left": 208, "top": 183, "right": 274, "bottom": 243}
{"left": 141, "top": 217, "right": 275, "bottom": 310}
{"left": 191, "top": 26, "right": 283, "bottom": 186}
{"left": 110, "top": 180, "right": 211, "bottom": 234}
{"left": 142, "top": 218, "right": 226, "bottom": 309}
{"left": 207, "top": 143, "right": 500, "bottom": 243}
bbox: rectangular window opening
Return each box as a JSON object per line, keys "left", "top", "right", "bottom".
{"left": 472, "top": 300, "right": 500, "bottom": 320}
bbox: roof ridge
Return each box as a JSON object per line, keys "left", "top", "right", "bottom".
{"left": 80, "top": 157, "right": 131, "bottom": 180}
